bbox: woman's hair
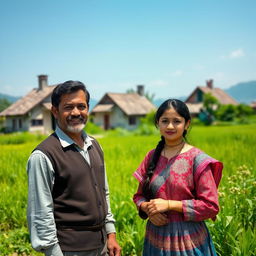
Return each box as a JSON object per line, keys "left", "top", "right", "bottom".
{"left": 142, "top": 99, "right": 191, "bottom": 200}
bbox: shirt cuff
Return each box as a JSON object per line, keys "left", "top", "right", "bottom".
{"left": 182, "top": 200, "right": 195, "bottom": 221}
{"left": 43, "top": 243, "right": 63, "bottom": 256}
{"left": 105, "top": 222, "right": 116, "bottom": 234}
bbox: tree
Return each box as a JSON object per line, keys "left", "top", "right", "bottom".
{"left": 0, "top": 98, "right": 11, "bottom": 112}
{"left": 126, "top": 88, "right": 155, "bottom": 103}
{"left": 144, "top": 91, "right": 155, "bottom": 103}
{"left": 203, "top": 93, "right": 220, "bottom": 116}
{"left": 126, "top": 88, "right": 135, "bottom": 93}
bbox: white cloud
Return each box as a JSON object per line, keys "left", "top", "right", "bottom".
{"left": 193, "top": 64, "right": 205, "bottom": 71}
{"left": 220, "top": 48, "right": 245, "bottom": 60}
{"left": 229, "top": 49, "right": 245, "bottom": 59}
{"left": 213, "top": 72, "right": 225, "bottom": 80}
{"left": 170, "top": 70, "right": 183, "bottom": 77}
{"left": 149, "top": 80, "right": 169, "bottom": 87}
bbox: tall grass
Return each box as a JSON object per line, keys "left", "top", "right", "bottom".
{"left": 0, "top": 124, "right": 255, "bottom": 255}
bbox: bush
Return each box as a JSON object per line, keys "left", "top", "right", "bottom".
{"left": 139, "top": 111, "right": 155, "bottom": 126}
{"left": 0, "top": 132, "right": 46, "bottom": 145}
{"left": 84, "top": 121, "right": 104, "bottom": 135}
{"left": 216, "top": 104, "right": 237, "bottom": 121}
{"left": 236, "top": 104, "right": 254, "bottom": 118}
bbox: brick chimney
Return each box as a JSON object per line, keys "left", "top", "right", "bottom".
{"left": 137, "top": 85, "right": 144, "bottom": 96}
{"left": 206, "top": 79, "right": 213, "bottom": 89}
{"left": 38, "top": 75, "right": 48, "bottom": 90}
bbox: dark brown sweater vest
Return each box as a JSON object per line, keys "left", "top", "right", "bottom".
{"left": 35, "top": 133, "right": 108, "bottom": 251}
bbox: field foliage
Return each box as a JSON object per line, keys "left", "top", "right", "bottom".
{"left": 0, "top": 124, "right": 255, "bottom": 255}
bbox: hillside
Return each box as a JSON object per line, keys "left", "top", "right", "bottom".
{"left": 225, "top": 81, "right": 256, "bottom": 103}
{"left": 1, "top": 80, "right": 256, "bottom": 109}
{"left": 0, "top": 92, "right": 98, "bottom": 111}
{"left": 153, "top": 81, "right": 256, "bottom": 106}
{"left": 0, "top": 93, "right": 20, "bottom": 103}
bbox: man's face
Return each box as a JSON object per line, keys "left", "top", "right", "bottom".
{"left": 51, "top": 89, "right": 89, "bottom": 135}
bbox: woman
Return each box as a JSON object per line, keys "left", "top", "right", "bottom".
{"left": 133, "top": 99, "right": 223, "bottom": 256}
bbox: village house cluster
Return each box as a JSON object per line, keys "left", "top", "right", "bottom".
{"left": 0, "top": 75, "right": 238, "bottom": 133}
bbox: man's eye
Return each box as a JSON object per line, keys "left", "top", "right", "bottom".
{"left": 64, "top": 106, "right": 73, "bottom": 110}
{"left": 78, "top": 105, "right": 86, "bottom": 110}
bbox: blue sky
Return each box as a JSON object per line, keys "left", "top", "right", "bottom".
{"left": 0, "top": 0, "right": 255, "bottom": 100}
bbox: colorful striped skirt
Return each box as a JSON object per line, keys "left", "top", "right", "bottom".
{"left": 143, "top": 221, "right": 217, "bottom": 256}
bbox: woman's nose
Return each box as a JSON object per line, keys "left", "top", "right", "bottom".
{"left": 167, "top": 122, "right": 174, "bottom": 129}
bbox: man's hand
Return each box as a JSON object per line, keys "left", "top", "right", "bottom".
{"left": 107, "top": 233, "right": 121, "bottom": 256}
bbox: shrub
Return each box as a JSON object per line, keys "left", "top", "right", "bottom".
{"left": 216, "top": 104, "right": 237, "bottom": 121}
{"left": 84, "top": 121, "right": 103, "bottom": 135}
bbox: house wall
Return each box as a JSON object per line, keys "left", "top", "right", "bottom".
{"left": 187, "top": 92, "right": 197, "bottom": 103}
{"left": 3, "top": 105, "right": 53, "bottom": 134}
{"left": 92, "top": 106, "right": 141, "bottom": 130}
{"left": 186, "top": 89, "right": 204, "bottom": 104}
{"left": 92, "top": 106, "right": 126, "bottom": 129}
{"left": 28, "top": 106, "right": 53, "bottom": 134}
{"left": 5, "top": 116, "right": 29, "bottom": 132}
{"left": 43, "top": 109, "right": 53, "bottom": 134}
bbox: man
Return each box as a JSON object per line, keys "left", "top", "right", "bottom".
{"left": 27, "top": 81, "right": 121, "bottom": 256}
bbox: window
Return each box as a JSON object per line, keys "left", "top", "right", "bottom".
{"left": 31, "top": 119, "right": 43, "bottom": 126}
{"left": 12, "top": 119, "right": 17, "bottom": 130}
{"left": 128, "top": 116, "right": 136, "bottom": 125}
{"left": 197, "top": 91, "right": 203, "bottom": 102}
{"left": 19, "top": 119, "right": 22, "bottom": 129}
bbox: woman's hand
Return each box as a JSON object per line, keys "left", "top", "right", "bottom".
{"left": 147, "top": 198, "right": 169, "bottom": 215}
{"left": 149, "top": 213, "right": 168, "bottom": 226}
{"left": 140, "top": 201, "right": 150, "bottom": 215}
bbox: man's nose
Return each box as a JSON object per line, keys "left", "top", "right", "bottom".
{"left": 71, "top": 107, "right": 80, "bottom": 116}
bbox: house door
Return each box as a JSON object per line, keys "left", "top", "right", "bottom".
{"left": 104, "top": 114, "right": 109, "bottom": 130}
{"left": 12, "top": 119, "right": 17, "bottom": 131}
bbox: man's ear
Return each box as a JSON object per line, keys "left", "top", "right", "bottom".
{"left": 51, "top": 106, "right": 58, "bottom": 119}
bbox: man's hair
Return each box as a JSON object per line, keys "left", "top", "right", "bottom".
{"left": 51, "top": 80, "right": 90, "bottom": 108}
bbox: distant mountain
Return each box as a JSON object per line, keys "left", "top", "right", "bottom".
{"left": 0, "top": 91, "right": 98, "bottom": 108}
{"left": 0, "top": 92, "right": 20, "bottom": 103}
{"left": 153, "top": 81, "right": 256, "bottom": 106}
{"left": 89, "top": 98, "right": 97, "bottom": 110}
{"left": 225, "top": 81, "right": 256, "bottom": 104}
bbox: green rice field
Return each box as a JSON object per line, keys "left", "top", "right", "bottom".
{"left": 0, "top": 124, "right": 255, "bottom": 255}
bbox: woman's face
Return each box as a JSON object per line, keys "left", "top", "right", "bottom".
{"left": 157, "top": 107, "right": 190, "bottom": 144}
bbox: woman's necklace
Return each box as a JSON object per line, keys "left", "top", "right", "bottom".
{"left": 165, "top": 140, "right": 184, "bottom": 148}
{"left": 163, "top": 141, "right": 185, "bottom": 160}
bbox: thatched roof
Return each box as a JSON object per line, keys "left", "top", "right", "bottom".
{"left": 0, "top": 86, "right": 55, "bottom": 116}
{"left": 186, "top": 86, "right": 238, "bottom": 105}
{"left": 91, "top": 93, "right": 156, "bottom": 116}
{"left": 91, "top": 104, "right": 114, "bottom": 113}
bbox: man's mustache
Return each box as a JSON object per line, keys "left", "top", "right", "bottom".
{"left": 67, "top": 115, "right": 85, "bottom": 122}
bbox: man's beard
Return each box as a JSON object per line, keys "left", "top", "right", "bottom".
{"left": 66, "top": 115, "right": 86, "bottom": 133}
